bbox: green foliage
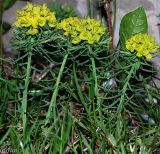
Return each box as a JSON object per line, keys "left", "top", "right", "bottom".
{"left": 49, "top": 3, "right": 77, "bottom": 20}
{"left": 3, "top": 0, "right": 16, "bottom": 10}
{"left": 0, "top": 78, "right": 18, "bottom": 101}
{"left": 119, "top": 7, "right": 148, "bottom": 49}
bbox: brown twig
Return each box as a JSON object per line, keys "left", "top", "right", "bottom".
{"left": 104, "top": 0, "right": 114, "bottom": 49}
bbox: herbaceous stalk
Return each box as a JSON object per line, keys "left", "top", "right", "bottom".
{"left": 21, "top": 52, "right": 32, "bottom": 138}
{"left": 45, "top": 53, "right": 68, "bottom": 124}
{"left": 12, "top": 2, "right": 59, "bottom": 137}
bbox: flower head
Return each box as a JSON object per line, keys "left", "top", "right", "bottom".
{"left": 126, "top": 33, "right": 159, "bottom": 59}
{"left": 58, "top": 17, "right": 105, "bottom": 44}
{"left": 13, "top": 2, "right": 57, "bottom": 35}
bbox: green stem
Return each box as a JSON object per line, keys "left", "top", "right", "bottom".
{"left": 117, "top": 62, "right": 137, "bottom": 113}
{"left": 45, "top": 53, "right": 68, "bottom": 124}
{"left": 21, "top": 52, "right": 32, "bottom": 138}
{"left": 73, "top": 62, "right": 90, "bottom": 117}
{"left": 90, "top": 56, "right": 103, "bottom": 121}
{"left": 90, "top": 57, "right": 98, "bottom": 123}
{"left": 89, "top": 44, "right": 103, "bottom": 123}
{"left": 91, "top": 57, "right": 98, "bottom": 97}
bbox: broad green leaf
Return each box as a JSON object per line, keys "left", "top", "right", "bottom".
{"left": 119, "top": 7, "right": 148, "bottom": 49}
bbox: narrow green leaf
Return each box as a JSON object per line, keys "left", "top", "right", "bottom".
{"left": 0, "top": 128, "right": 11, "bottom": 146}
{"left": 107, "top": 134, "right": 117, "bottom": 147}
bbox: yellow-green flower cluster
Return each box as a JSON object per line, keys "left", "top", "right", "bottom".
{"left": 57, "top": 17, "right": 105, "bottom": 44}
{"left": 126, "top": 33, "right": 159, "bottom": 59}
{"left": 14, "top": 2, "right": 57, "bottom": 35}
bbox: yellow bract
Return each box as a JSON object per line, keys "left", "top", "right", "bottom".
{"left": 14, "top": 3, "right": 105, "bottom": 45}
{"left": 14, "top": 3, "right": 57, "bottom": 35}
{"left": 126, "top": 33, "right": 159, "bottom": 59}
{"left": 58, "top": 17, "right": 105, "bottom": 44}
{"left": 27, "top": 28, "right": 39, "bottom": 35}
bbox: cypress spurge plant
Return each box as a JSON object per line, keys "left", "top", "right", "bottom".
{"left": 12, "top": 2, "right": 60, "bottom": 149}
{"left": 117, "top": 33, "right": 159, "bottom": 113}
{"left": 117, "top": 7, "right": 160, "bottom": 132}
{"left": 12, "top": 1, "right": 111, "bottom": 150}
{"left": 46, "top": 16, "right": 109, "bottom": 123}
